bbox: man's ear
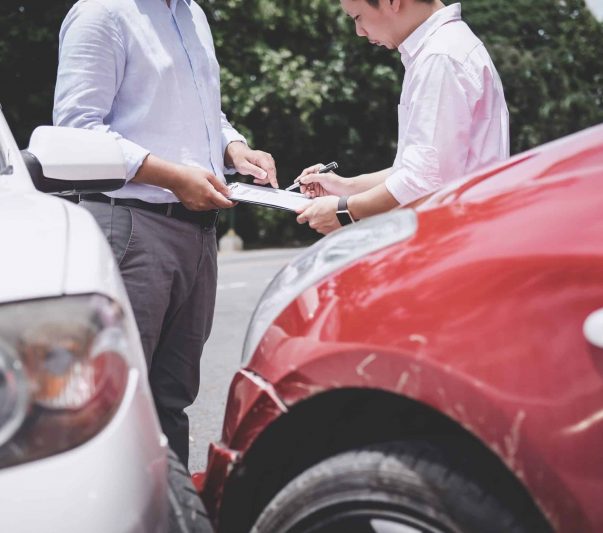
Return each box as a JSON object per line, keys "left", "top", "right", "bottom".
{"left": 389, "top": 0, "right": 402, "bottom": 13}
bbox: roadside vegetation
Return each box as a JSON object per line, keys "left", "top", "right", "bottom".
{"left": 1, "top": 0, "right": 601, "bottom": 245}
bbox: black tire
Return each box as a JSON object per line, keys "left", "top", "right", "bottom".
{"left": 251, "top": 440, "right": 551, "bottom": 533}
{"left": 167, "top": 448, "right": 214, "bottom": 533}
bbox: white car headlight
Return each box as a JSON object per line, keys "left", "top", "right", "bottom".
{"left": 0, "top": 294, "right": 131, "bottom": 468}
{"left": 241, "top": 209, "right": 418, "bottom": 364}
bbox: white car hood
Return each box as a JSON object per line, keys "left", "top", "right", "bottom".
{"left": 0, "top": 190, "right": 125, "bottom": 304}
{"left": 0, "top": 191, "right": 68, "bottom": 303}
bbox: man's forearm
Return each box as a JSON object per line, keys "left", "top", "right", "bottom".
{"left": 131, "top": 154, "right": 186, "bottom": 190}
{"left": 347, "top": 183, "right": 399, "bottom": 220}
{"left": 349, "top": 168, "right": 393, "bottom": 194}
{"left": 131, "top": 154, "right": 234, "bottom": 211}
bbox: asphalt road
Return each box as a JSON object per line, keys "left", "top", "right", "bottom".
{"left": 186, "top": 247, "right": 304, "bottom": 473}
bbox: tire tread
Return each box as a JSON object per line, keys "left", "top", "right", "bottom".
{"left": 167, "top": 449, "right": 212, "bottom": 533}
{"left": 250, "top": 440, "right": 551, "bottom": 533}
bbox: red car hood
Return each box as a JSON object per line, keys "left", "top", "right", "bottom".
{"left": 416, "top": 123, "right": 603, "bottom": 210}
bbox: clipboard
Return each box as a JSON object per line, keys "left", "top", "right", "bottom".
{"left": 227, "top": 182, "right": 312, "bottom": 212}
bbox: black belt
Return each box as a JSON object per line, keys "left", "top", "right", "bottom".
{"left": 80, "top": 193, "right": 219, "bottom": 228}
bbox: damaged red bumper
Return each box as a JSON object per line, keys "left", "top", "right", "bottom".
{"left": 196, "top": 368, "right": 288, "bottom": 520}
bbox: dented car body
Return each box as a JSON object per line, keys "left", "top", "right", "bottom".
{"left": 199, "top": 125, "right": 603, "bottom": 532}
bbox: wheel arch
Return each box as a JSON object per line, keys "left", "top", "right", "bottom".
{"left": 218, "top": 387, "right": 549, "bottom": 533}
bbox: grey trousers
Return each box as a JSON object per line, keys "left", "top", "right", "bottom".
{"left": 81, "top": 201, "right": 217, "bottom": 467}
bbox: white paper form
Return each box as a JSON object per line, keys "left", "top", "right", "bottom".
{"left": 227, "top": 182, "right": 312, "bottom": 212}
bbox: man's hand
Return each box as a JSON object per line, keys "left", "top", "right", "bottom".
{"left": 296, "top": 196, "right": 341, "bottom": 235}
{"left": 295, "top": 163, "right": 348, "bottom": 198}
{"left": 225, "top": 141, "right": 278, "bottom": 188}
{"left": 132, "top": 154, "right": 234, "bottom": 210}
{"left": 171, "top": 166, "right": 235, "bottom": 210}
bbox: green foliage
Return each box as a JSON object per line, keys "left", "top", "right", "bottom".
{"left": 1, "top": 0, "right": 602, "bottom": 246}
{"left": 463, "top": 0, "right": 603, "bottom": 152}
{"left": 207, "top": 0, "right": 603, "bottom": 244}
{"left": 204, "top": 0, "right": 400, "bottom": 244}
{"left": 0, "top": 1, "right": 73, "bottom": 146}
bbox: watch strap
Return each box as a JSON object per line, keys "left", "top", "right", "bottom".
{"left": 336, "top": 196, "right": 355, "bottom": 226}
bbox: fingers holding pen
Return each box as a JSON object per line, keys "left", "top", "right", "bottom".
{"left": 289, "top": 162, "right": 321, "bottom": 193}
{"left": 300, "top": 172, "right": 344, "bottom": 197}
{"left": 299, "top": 173, "right": 327, "bottom": 198}
{"left": 295, "top": 163, "right": 324, "bottom": 182}
{"left": 292, "top": 161, "right": 340, "bottom": 196}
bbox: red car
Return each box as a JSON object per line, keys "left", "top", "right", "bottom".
{"left": 197, "top": 125, "right": 603, "bottom": 533}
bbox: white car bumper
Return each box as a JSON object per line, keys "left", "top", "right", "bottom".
{"left": 0, "top": 369, "right": 169, "bottom": 533}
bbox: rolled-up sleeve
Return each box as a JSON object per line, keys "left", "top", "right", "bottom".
{"left": 386, "top": 145, "right": 442, "bottom": 205}
{"left": 220, "top": 111, "right": 246, "bottom": 152}
{"left": 53, "top": 0, "right": 149, "bottom": 180}
{"left": 387, "top": 53, "right": 475, "bottom": 205}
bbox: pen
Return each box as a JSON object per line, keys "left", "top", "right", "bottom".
{"left": 285, "top": 161, "right": 339, "bottom": 191}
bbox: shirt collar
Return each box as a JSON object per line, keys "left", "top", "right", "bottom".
{"left": 398, "top": 3, "right": 462, "bottom": 68}
{"left": 166, "top": 0, "right": 192, "bottom": 14}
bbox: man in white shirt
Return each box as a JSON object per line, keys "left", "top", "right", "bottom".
{"left": 296, "top": 0, "right": 509, "bottom": 233}
{"left": 54, "top": 0, "right": 277, "bottom": 467}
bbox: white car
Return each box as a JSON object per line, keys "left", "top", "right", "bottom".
{"left": 0, "top": 108, "right": 212, "bottom": 533}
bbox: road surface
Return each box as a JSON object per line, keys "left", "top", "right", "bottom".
{"left": 187, "top": 247, "right": 303, "bottom": 472}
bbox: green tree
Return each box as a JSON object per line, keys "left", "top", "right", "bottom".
{"left": 204, "top": 0, "right": 401, "bottom": 245}
{"left": 463, "top": 0, "right": 603, "bottom": 152}
{"left": 206, "top": 0, "right": 603, "bottom": 245}
{"left": 1, "top": 1, "right": 601, "bottom": 246}
{"left": 0, "top": 1, "right": 73, "bottom": 146}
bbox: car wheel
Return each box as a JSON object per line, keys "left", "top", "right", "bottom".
{"left": 167, "top": 448, "right": 213, "bottom": 533}
{"left": 250, "top": 440, "right": 550, "bottom": 533}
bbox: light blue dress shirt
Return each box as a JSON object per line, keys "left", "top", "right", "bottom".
{"left": 54, "top": 0, "right": 246, "bottom": 203}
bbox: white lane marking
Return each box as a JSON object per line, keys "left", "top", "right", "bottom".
{"left": 217, "top": 281, "right": 248, "bottom": 291}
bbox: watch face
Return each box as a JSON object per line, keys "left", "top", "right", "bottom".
{"left": 336, "top": 210, "right": 354, "bottom": 226}
{"left": 336, "top": 197, "right": 355, "bottom": 225}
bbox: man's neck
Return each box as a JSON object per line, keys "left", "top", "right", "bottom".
{"left": 397, "top": 0, "right": 446, "bottom": 45}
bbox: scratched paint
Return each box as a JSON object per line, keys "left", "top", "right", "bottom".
{"left": 355, "top": 353, "right": 377, "bottom": 378}
{"left": 504, "top": 410, "right": 527, "bottom": 468}
{"left": 396, "top": 371, "right": 410, "bottom": 392}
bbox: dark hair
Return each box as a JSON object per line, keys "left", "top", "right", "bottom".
{"left": 365, "top": 0, "right": 435, "bottom": 5}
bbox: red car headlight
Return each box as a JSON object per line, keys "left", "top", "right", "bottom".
{"left": 0, "top": 294, "right": 129, "bottom": 468}
{"left": 242, "top": 209, "right": 418, "bottom": 364}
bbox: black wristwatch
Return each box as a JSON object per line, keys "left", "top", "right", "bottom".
{"left": 336, "top": 196, "right": 356, "bottom": 226}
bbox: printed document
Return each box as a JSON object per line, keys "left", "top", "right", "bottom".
{"left": 227, "top": 182, "right": 312, "bottom": 212}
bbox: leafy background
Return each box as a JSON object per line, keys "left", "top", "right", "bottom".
{"left": 1, "top": 0, "right": 602, "bottom": 246}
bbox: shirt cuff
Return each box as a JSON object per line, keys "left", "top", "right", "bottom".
{"left": 222, "top": 131, "right": 247, "bottom": 176}
{"left": 386, "top": 145, "right": 442, "bottom": 205}
{"left": 385, "top": 172, "right": 418, "bottom": 206}
{"left": 118, "top": 138, "right": 150, "bottom": 181}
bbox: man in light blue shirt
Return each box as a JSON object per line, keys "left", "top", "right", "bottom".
{"left": 54, "top": 0, "right": 277, "bottom": 468}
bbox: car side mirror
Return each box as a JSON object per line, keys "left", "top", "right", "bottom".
{"left": 21, "top": 126, "right": 127, "bottom": 195}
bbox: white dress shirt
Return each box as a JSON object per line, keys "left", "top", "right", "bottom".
{"left": 385, "top": 3, "right": 509, "bottom": 205}
{"left": 54, "top": 0, "right": 245, "bottom": 203}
